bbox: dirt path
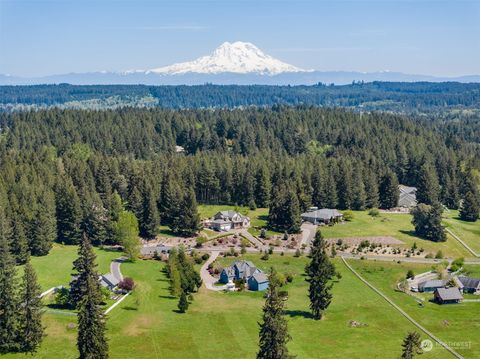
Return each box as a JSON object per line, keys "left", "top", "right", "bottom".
{"left": 445, "top": 228, "right": 479, "bottom": 258}
{"left": 341, "top": 256, "right": 464, "bottom": 359}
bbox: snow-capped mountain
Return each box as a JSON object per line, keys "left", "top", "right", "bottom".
{"left": 147, "top": 41, "right": 308, "bottom": 75}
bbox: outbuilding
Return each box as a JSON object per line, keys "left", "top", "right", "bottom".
{"left": 434, "top": 287, "right": 463, "bottom": 304}
{"left": 248, "top": 272, "right": 269, "bottom": 291}
{"left": 417, "top": 279, "right": 445, "bottom": 293}
{"left": 300, "top": 208, "right": 343, "bottom": 225}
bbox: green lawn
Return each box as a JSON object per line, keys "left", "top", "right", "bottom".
{"left": 443, "top": 210, "right": 480, "bottom": 255}
{"left": 7, "top": 251, "right": 455, "bottom": 359}
{"left": 347, "top": 259, "right": 480, "bottom": 358}
{"left": 19, "top": 244, "right": 120, "bottom": 291}
{"left": 320, "top": 211, "right": 470, "bottom": 259}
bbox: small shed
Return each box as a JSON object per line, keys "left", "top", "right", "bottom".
{"left": 418, "top": 279, "right": 445, "bottom": 292}
{"left": 434, "top": 287, "right": 463, "bottom": 304}
{"left": 248, "top": 272, "right": 269, "bottom": 291}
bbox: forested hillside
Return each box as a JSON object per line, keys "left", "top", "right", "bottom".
{"left": 0, "top": 106, "right": 478, "bottom": 262}
{"left": 1, "top": 82, "right": 480, "bottom": 112}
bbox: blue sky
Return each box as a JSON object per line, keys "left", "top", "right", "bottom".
{"left": 1, "top": 0, "right": 479, "bottom": 77}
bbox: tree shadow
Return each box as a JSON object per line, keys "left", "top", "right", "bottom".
{"left": 399, "top": 230, "right": 422, "bottom": 239}
{"left": 172, "top": 309, "right": 186, "bottom": 314}
{"left": 121, "top": 306, "right": 138, "bottom": 311}
{"left": 285, "top": 310, "right": 315, "bottom": 319}
{"left": 159, "top": 295, "right": 176, "bottom": 300}
{"left": 258, "top": 215, "right": 269, "bottom": 222}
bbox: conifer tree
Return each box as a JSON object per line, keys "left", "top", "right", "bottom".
{"left": 141, "top": 189, "right": 160, "bottom": 239}
{"left": 416, "top": 162, "right": 440, "bottom": 205}
{"left": 364, "top": 172, "right": 380, "bottom": 209}
{"left": 55, "top": 177, "right": 82, "bottom": 245}
{"left": 256, "top": 166, "right": 272, "bottom": 208}
{"left": 177, "top": 290, "right": 189, "bottom": 313}
{"left": 170, "top": 188, "right": 201, "bottom": 237}
{"left": 70, "top": 234, "right": 100, "bottom": 307}
{"left": 284, "top": 188, "right": 301, "bottom": 234}
{"left": 0, "top": 206, "right": 19, "bottom": 354}
{"left": 400, "top": 332, "right": 422, "bottom": 359}
{"left": 460, "top": 191, "right": 479, "bottom": 222}
{"left": 18, "top": 257, "right": 44, "bottom": 354}
{"left": 411, "top": 203, "right": 446, "bottom": 242}
{"left": 77, "top": 275, "right": 109, "bottom": 359}
{"left": 31, "top": 192, "right": 56, "bottom": 256}
{"left": 305, "top": 230, "right": 336, "bottom": 320}
{"left": 10, "top": 216, "right": 29, "bottom": 264}
{"left": 84, "top": 201, "right": 109, "bottom": 245}
{"left": 257, "top": 269, "right": 293, "bottom": 359}
{"left": 379, "top": 171, "right": 399, "bottom": 209}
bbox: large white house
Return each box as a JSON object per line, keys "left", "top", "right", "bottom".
{"left": 210, "top": 211, "right": 250, "bottom": 231}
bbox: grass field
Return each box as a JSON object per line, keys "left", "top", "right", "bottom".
{"left": 7, "top": 247, "right": 459, "bottom": 359}
{"left": 18, "top": 244, "right": 120, "bottom": 291}
{"left": 318, "top": 211, "right": 470, "bottom": 258}
{"left": 443, "top": 210, "right": 480, "bottom": 255}
{"left": 347, "top": 259, "right": 480, "bottom": 358}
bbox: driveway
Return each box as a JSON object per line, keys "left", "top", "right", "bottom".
{"left": 300, "top": 222, "right": 317, "bottom": 247}
{"left": 111, "top": 257, "right": 127, "bottom": 282}
{"left": 200, "top": 251, "right": 226, "bottom": 291}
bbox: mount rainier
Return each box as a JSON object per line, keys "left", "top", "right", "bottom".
{"left": 1, "top": 41, "right": 479, "bottom": 85}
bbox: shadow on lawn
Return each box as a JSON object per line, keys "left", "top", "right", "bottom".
{"left": 121, "top": 306, "right": 138, "bottom": 311}
{"left": 285, "top": 310, "right": 314, "bottom": 319}
{"left": 159, "top": 295, "right": 176, "bottom": 300}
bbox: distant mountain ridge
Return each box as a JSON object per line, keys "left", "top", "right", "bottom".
{"left": 1, "top": 41, "right": 479, "bottom": 85}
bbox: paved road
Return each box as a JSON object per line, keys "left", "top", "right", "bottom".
{"left": 111, "top": 257, "right": 127, "bottom": 282}
{"left": 200, "top": 251, "right": 226, "bottom": 291}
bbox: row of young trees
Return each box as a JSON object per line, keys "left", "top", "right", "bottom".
{"left": 166, "top": 247, "right": 203, "bottom": 313}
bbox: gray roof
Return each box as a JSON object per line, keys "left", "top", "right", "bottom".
{"left": 301, "top": 208, "right": 343, "bottom": 221}
{"left": 399, "top": 185, "right": 417, "bottom": 195}
{"left": 457, "top": 276, "right": 480, "bottom": 289}
{"left": 251, "top": 272, "right": 269, "bottom": 284}
{"left": 418, "top": 279, "right": 445, "bottom": 289}
{"left": 211, "top": 219, "right": 231, "bottom": 225}
{"left": 435, "top": 287, "right": 463, "bottom": 301}
{"left": 234, "top": 260, "right": 255, "bottom": 273}
{"left": 222, "top": 266, "right": 236, "bottom": 277}
{"left": 214, "top": 211, "right": 249, "bottom": 223}
{"left": 101, "top": 273, "right": 120, "bottom": 288}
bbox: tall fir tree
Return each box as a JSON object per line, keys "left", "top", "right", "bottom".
{"left": 55, "top": 177, "right": 82, "bottom": 245}
{"left": 18, "top": 257, "right": 44, "bottom": 354}
{"left": 411, "top": 203, "right": 446, "bottom": 242}
{"left": 379, "top": 171, "right": 399, "bottom": 209}
{"left": 305, "top": 230, "right": 336, "bottom": 320}
{"left": 459, "top": 191, "right": 480, "bottom": 222}
{"left": 141, "top": 188, "right": 160, "bottom": 239}
{"left": 170, "top": 188, "right": 201, "bottom": 237}
{"left": 70, "top": 234, "right": 100, "bottom": 307}
{"left": 31, "top": 192, "right": 56, "bottom": 256}
{"left": 0, "top": 205, "right": 19, "bottom": 354}
{"left": 10, "top": 216, "right": 29, "bottom": 264}
{"left": 256, "top": 166, "right": 272, "bottom": 208}
{"left": 257, "top": 269, "right": 293, "bottom": 359}
{"left": 400, "top": 332, "right": 422, "bottom": 359}
{"left": 416, "top": 162, "right": 440, "bottom": 205}
{"left": 364, "top": 172, "right": 380, "bottom": 209}
{"left": 77, "top": 275, "right": 109, "bottom": 359}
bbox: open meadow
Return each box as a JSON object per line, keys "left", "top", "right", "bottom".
{"left": 6, "top": 246, "right": 467, "bottom": 359}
